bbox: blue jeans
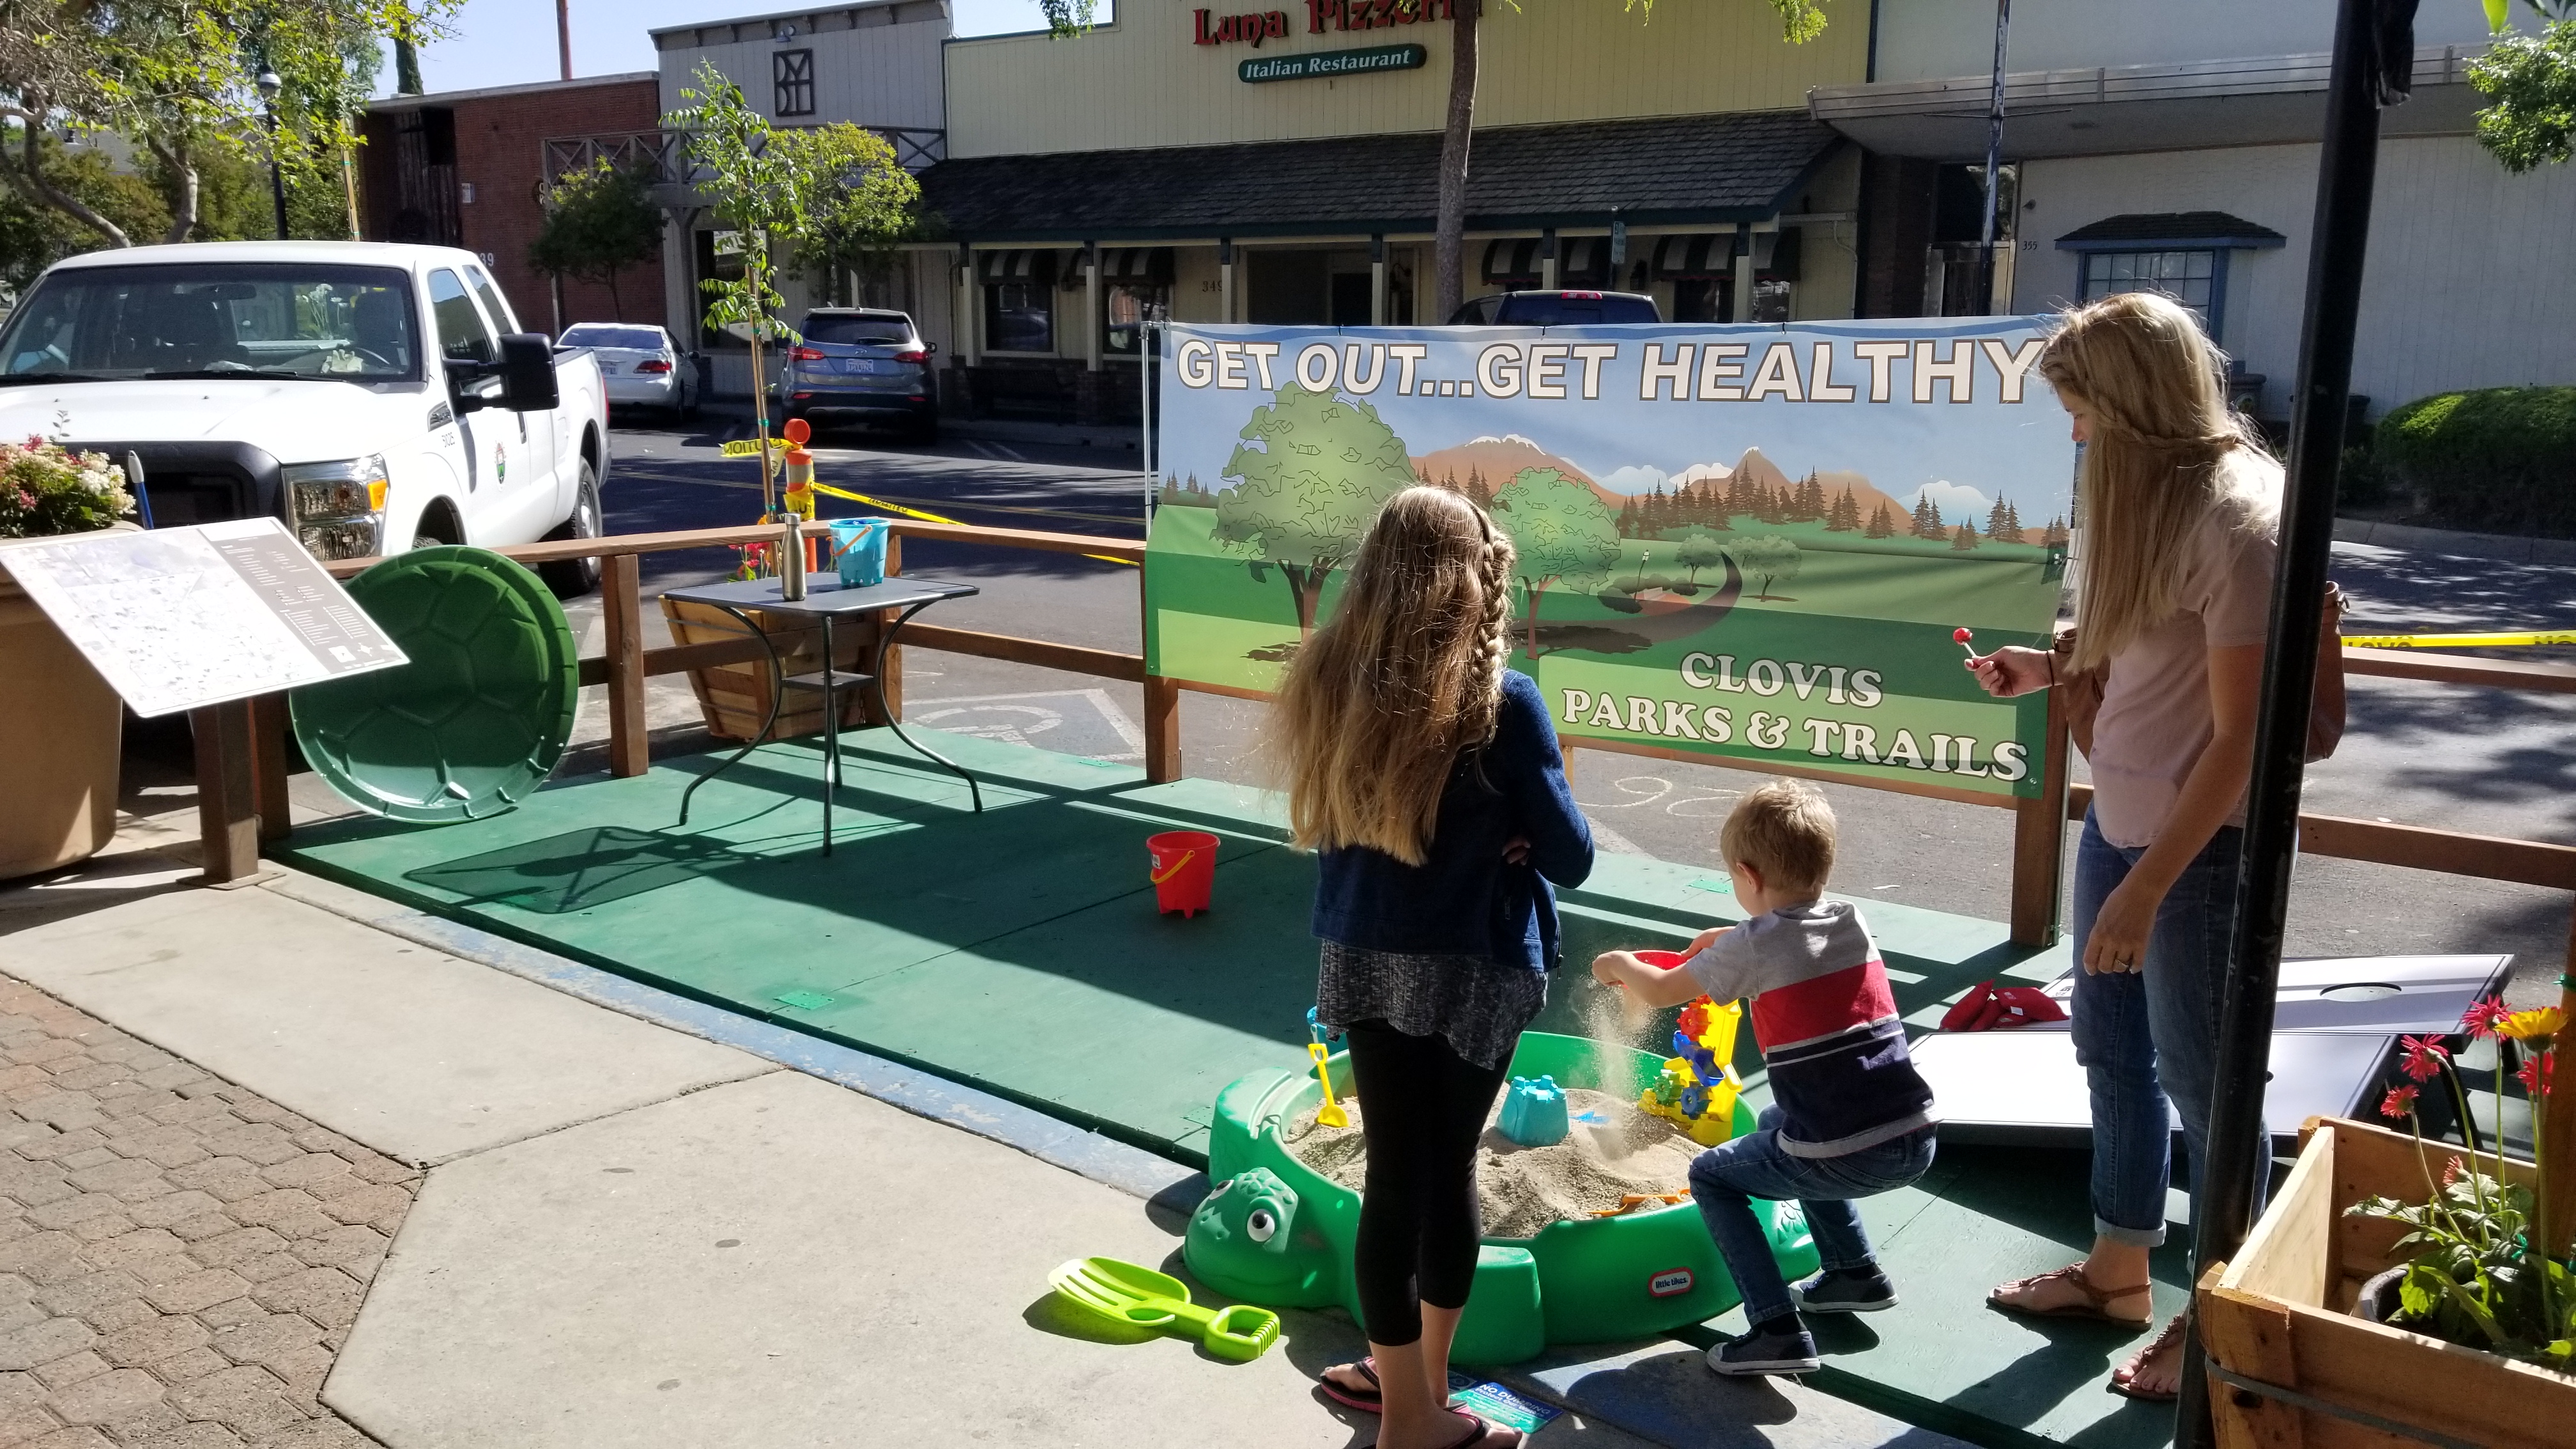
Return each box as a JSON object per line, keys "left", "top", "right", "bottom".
{"left": 2072, "top": 809, "right": 2267, "bottom": 1246}
{"left": 1688, "top": 1106, "right": 1936, "bottom": 1328}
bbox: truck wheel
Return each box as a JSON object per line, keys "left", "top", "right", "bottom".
{"left": 539, "top": 459, "right": 602, "bottom": 599}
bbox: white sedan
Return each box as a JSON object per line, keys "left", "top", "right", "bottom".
{"left": 561, "top": 323, "right": 698, "bottom": 418}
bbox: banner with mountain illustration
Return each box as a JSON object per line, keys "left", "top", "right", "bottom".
{"left": 1145, "top": 319, "right": 2078, "bottom": 799}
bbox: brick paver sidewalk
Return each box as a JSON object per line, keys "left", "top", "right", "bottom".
{"left": 0, "top": 976, "right": 415, "bottom": 1448}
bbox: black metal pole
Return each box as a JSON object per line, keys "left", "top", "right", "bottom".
{"left": 1974, "top": 0, "right": 2011, "bottom": 315}
{"left": 2175, "top": 0, "right": 2411, "bottom": 1443}
{"left": 264, "top": 110, "right": 290, "bottom": 241}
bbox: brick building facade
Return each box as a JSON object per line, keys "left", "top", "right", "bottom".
{"left": 360, "top": 73, "right": 670, "bottom": 337}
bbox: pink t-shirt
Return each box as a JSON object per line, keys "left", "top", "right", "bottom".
{"left": 2088, "top": 497, "right": 2280, "bottom": 849}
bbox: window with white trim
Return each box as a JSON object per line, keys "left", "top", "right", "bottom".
{"left": 2080, "top": 250, "right": 2216, "bottom": 327}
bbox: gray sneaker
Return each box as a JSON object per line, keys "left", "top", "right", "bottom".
{"left": 1707, "top": 1319, "right": 1821, "bottom": 1376}
{"left": 1794, "top": 1267, "right": 1899, "bottom": 1314}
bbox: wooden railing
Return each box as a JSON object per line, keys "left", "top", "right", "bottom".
{"left": 191, "top": 522, "right": 2576, "bottom": 965}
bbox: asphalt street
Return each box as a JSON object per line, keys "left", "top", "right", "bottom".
{"left": 586, "top": 411, "right": 2576, "bottom": 999}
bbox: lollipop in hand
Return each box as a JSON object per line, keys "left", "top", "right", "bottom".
{"left": 1953, "top": 627, "right": 1979, "bottom": 660}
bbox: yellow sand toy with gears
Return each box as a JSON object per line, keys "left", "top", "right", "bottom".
{"left": 1636, "top": 975, "right": 1745, "bottom": 1147}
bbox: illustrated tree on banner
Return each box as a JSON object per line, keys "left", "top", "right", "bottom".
{"left": 1212, "top": 385, "right": 1415, "bottom": 636}
{"left": 1726, "top": 534, "right": 1803, "bottom": 601}
{"left": 1489, "top": 467, "right": 1620, "bottom": 656}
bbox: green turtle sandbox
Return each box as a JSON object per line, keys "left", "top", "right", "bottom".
{"left": 1186, "top": 1030, "right": 1816, "bottom": 1365}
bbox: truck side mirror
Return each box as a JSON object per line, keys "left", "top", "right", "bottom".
{"left": 497, "top": 334, "right": 559, "bottom": 413}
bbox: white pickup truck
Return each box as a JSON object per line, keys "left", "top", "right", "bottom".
{"left": 0, "top": 241, "right": 611, "bottom": 595}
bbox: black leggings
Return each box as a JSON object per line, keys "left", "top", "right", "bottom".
{"left": 1344, "top": 1018, "right": 1509, "bottom": 1347}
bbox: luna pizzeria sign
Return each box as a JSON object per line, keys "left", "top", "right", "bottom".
{"left": 1194, "top": 0, "right": 1454, "bottom": 45}
{"left": 1145, "top": 320, "right": 2078, "bottom": 798}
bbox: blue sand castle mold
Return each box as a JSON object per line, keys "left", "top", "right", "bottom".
{"left": 1185, "top": 1031, "right": 1817, "bottom": 1365}
{"left": 1499, "top": 1075, "right": 1571, "bottom": 1147}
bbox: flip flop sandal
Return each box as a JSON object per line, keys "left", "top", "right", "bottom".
{"left": 1319, "top": 1358, "right": 1384, "bottom": 1413}
{"left": 1988, "top": 1264, "right": 2155, "bottom": 1330}
{"left": 1434, "top": 1410, "right": 1522, "bottom": 1449}
{"left": 2108, "top": 1314, "right": 2190, "bottom": 1404}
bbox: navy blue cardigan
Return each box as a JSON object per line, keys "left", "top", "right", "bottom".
{"left": 1311, "top": 670, "right": 1595, "bottom": 971}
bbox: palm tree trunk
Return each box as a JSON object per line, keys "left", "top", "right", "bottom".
{"left": 1433, "top": 0, "right": 1482, "bottom": 322}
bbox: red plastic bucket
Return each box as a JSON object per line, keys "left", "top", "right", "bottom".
{"left": 1636, "top": 949, "right": 1690, "bottom": 970}
{"left": 1147, "top": 831, "right": 1220, "bottom": 917}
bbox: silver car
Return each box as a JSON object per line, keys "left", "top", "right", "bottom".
{"left": 561, "top": 323, "right": 698, "bottom": 418}
{"left": 781, "top": 309, "right": 938, "bottom": 441}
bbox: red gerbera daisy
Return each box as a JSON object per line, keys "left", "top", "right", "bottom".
{"left": 2460, "top": 996, "right": 2513, "bottom": 1041}
{"left": 2398, "top": 1035, "right": 2450, "bottom": 1083}
{"left": 2380, "top": 1085, "right": 2418, "bottom": 1120}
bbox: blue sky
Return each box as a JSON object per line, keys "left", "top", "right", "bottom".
{"left": 378, "top": 0, "right": 1074, "bottom": 96}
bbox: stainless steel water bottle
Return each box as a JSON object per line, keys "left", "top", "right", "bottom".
{"left": 777, "top": 510, "right": 808, "bottom": 601}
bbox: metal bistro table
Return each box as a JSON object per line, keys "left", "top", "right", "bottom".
{"left": 663, "top": 572, "right": 982, "bottom": 854}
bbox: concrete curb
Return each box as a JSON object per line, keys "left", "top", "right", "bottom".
{"left": 2334, "top": 516, "right": 2576, "bottom": 565}
{"left": 258, "top": 867, "right": 1203, "bottom": 1206}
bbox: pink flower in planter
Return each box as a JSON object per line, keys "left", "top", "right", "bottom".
{"left": 2379, "top": 1085, "right": 2418, "bottom": 1120}
{"left": 2517, "top": 1050, "right": 2553, "bottom": 1100}
{"left": 2398, "top": 1035, "right": 2450, "bottom": 1082}
{"left": 2460, "top": 996, "right": 2513, "bottom": 1041}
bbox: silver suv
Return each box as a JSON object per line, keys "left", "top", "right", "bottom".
{"left": 781, "top": 308, "right": 938, "bottom": 440}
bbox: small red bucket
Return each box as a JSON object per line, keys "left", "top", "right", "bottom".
{"left": 1147, "top": 831, "right": 1220, "bottom": 917}
{"left": 1636, "top": 949, "right": 1690, "bottom": 970}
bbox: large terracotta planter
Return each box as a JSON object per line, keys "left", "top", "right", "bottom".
{"left": 0, "top": 533, "right": 123, "bottom": 880}
{"left": 2198, "top": 1114, "right": 2574, "bottom": 1449}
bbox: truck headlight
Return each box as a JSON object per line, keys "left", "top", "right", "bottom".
{"left": 284, "top": 455, "right": 389, "bottom": 559}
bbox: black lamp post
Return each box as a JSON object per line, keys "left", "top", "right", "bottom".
{"left": 256, "top": 68, "right": 288, "bottom": 240}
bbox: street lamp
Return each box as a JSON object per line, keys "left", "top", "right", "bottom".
{"left": 256, "top": 68, "right": 288, "bottom": 240}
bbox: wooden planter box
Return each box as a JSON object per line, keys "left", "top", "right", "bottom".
{"left": 2198, "top": 1114, "right": 2575, "bottom": 1449}
{"left": 0, "top": 535, "right": 124, "bottom": 880}
{"left": 659, "top": 597, "right": 872, "bottom": 744}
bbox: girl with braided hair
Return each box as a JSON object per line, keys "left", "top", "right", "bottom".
{"left": 1971, "top": 290, "right": 2288, "bottom": 1401}
{"left": 1275, "top": 486, "right": 1592, "bottom": 1448}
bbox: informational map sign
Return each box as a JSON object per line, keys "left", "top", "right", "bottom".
{"left": 1, "top": 517, "right": 406, "bottom": 717}
{"left": 1146, "top": 319, "right": 2078, "bottom": 798}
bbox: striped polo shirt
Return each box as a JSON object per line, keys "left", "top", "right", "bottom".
{"left": 1682, "top": 900, "right": 1936, "bottom": 1158}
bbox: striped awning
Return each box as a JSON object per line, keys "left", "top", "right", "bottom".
{"left": 1482, "top": 238, "right": 1546, "bottom": 286}
{"left": 975, "top": 249, "right": 1059, "bottom": 286}
{"left": 1648, "top": 229, "right": 1795, "bottom": 280}
{"left": 1096, "top": 246, "right": 1174, "bottom": 282}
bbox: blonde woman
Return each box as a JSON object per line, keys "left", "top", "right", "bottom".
{"left": 1968, "top": 291, "right": 2283, "bottom": 1402}
{"left": 1276, "top": 487, "right": 1593, "bottom": 1449}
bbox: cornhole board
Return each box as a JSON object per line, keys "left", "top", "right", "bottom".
{"left": 1912, "top": 954, "right": 2511, "bottom": 1147}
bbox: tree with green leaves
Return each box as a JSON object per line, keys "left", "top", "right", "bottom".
{"left": 530, "top": 158, "right": 663, "bottom": 322}
{"left": 668, "top": 60, "right": 820, "bottom": 507}
{"left": 1213, "top": 384, "right": 1416, "bottom": 635}
{"left": 2472, "top": 12, "right": 2576, "bottom": 172}
{"left": 0, "top": 2, "right": 449, "bottom": 248}
{"left": 1676, "top": 533, "right": 1728, "bottom": 585}
{"left": 778, "top": 123, "right": 922, "bottom": 304}
{"left": 1725, "top": 534, "right": 1802, "bottom": 601}
{"left": 1489, "top": 466, "right": 1620, "bottom": 654}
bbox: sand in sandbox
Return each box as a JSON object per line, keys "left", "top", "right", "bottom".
{"left": 1284, "top": 1088, "right": 1703, "bottom": 1239}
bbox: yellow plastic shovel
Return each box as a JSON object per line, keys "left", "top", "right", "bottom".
{"left": 1308, "top": 1041, "right": 1350, "bottom": 1128}
{"left": 1047, "top": 1256, "right": 1280, "bottom": 1361}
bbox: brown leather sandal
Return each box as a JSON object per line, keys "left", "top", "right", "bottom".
{"left": 1987, "top": 1264, "right": 2155, "bottom": 1330}
{"left": 2108, "top": 1314, "right": 2191, "bottom": 1402}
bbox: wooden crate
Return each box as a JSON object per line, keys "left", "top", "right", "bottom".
{"left": 659, "top": 596, "right": 873, "bottom": 744}
{"left": 2198, "top": 1114, "right": 2575, "bottom": 1449}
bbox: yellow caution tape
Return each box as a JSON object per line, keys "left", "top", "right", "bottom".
{"left": 807, "top": 480, "right": 1138, "bottom": 567}
{"left": 2343, "top": 631, "right": 2576, "bottom": 649}
{"left": 719, "top": 436, "right": 774, "bottom": 458}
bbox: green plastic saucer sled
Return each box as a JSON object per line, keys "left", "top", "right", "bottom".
{"left": 291, "top": 546, "right": 579, "bottom": 824}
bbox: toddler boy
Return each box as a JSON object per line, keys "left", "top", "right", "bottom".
{"left": 1592, "top": 779, "right": 1937, "bottom": 1375}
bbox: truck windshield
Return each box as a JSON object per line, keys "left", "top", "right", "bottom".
{"left": 0, "top": 263, "right": 419, "bottom": 383}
